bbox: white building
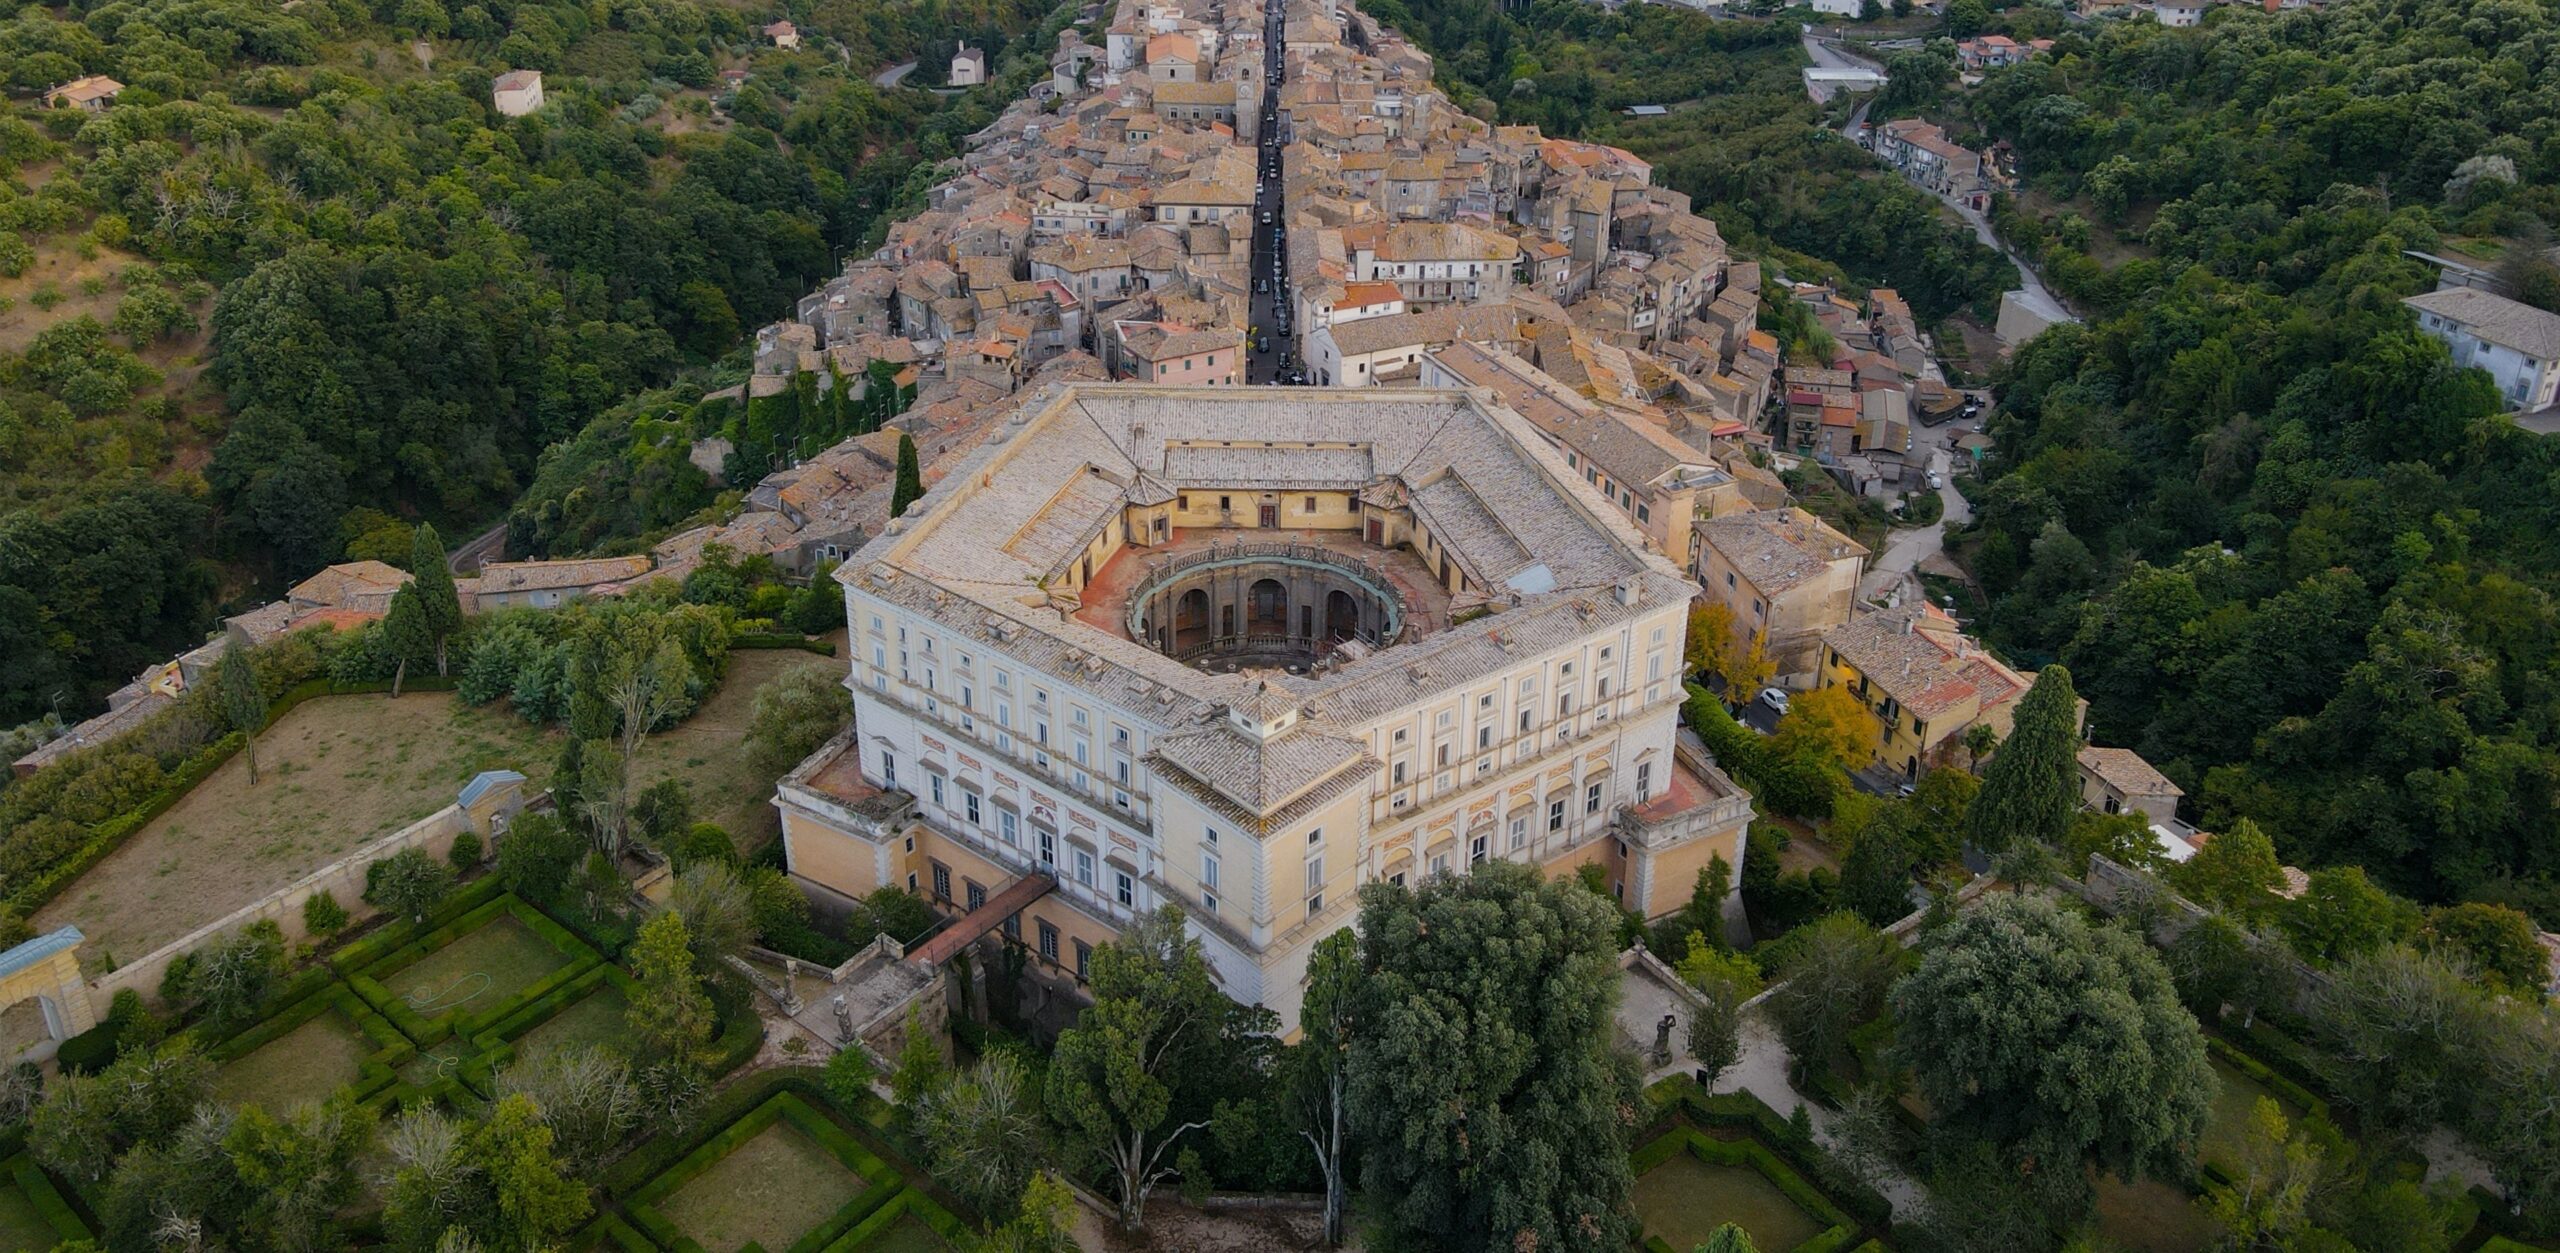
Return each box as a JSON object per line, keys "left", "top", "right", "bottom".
{"left": 773, "top": 385, "right": 1751, "bottom": 1032}
{"left": 2150, "top": 0, "right": 2207, "bottom": 25}
{"left": 2404, "top": 287, "right": 2560, "bottom": 415}
{"left": 949, "top": 44, "right": 988, "bottom": 87}
{"left": 492, "top": 70, "right": 545, "bottom": 116}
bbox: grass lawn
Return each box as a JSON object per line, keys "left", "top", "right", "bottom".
{"left": 657, "top": 1120, "right": 869, "bottom": 1251}
{"left": 382, "top": 914, "right": 575, "bottom": 1013}
{"left": 632, "top": 633, "right": 845, "bottom": 851}
{"left": 1633, "top": 1151, "right": 1826, "bottom": 1253}
{"left": 864, "top": 1213, "right": 955, "bottom": 1252}
{"left": 510, "top": 982, "right": 633, "bottom": 1066}
{"left": 215, "top": 1008, "right": 375, "bottom": 1110}
{"left": 2094, "top": 1175, "right": 2223, "bottom": 1253}
{"left": 33, "top": 692, "right": 554, "bottom": 970}
{"left": 2201, "top": 1054, "right": 2299, "bottom": 1169}
{"left": 0, "top": 1177, "right": 63, "bottom": 1252}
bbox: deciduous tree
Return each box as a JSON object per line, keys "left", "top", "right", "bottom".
{"left": 916, "top": 1052, "right": 1046, "bottom": 1222}
{"left": 1763, "top": 911, "right": 1896, "bottom": 1084}
{"left": 1046, "top": 907, "right": 1272, "bottom": 1230}
{"left": 2280, "top": 866, "right": 2418, "bottom": 965}
{"left": 626, "top": 910, "right": 717, "bottom": 1109}
{"left": 1891, "top": 894, "right": 2212, "bottom": 1223}
{"left": 1772, "top": 684, "right": 1878, "bottom": 774}
{"left": 2170, "top": 818, "right": 2284, "bottom": 917}
{"left": 1348, "top": 862, "right": 1640, "bottom": 1253}
{"left": 370, "top": 847, "right": 454, "bottom": 924}
{"left": 1289, "top": 928, "right": 1359, "bottom": 1247}
{"left": 1676, "top": 935, "right": 1759, "bottom": 1089}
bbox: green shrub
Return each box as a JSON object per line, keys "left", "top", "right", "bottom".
{"left": 448, "top": 829, "right": 484, "bottom": 872}
{"left": 303, "top": 890, "right": 350, "bottom": 938}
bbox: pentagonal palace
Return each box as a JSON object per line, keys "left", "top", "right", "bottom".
{"left": 773, "top": 383, "right": 1751, "bottom": 1032}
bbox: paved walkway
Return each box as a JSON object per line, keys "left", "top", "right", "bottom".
{"left": 1618, "top": 964, "right": 1929, "bottom": 1217}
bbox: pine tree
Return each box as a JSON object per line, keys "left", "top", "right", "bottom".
{"left": 409, "top": 523, "right": 462, "bottom": 675}
{"left": 891, "top": 432, "right": 924, "bottom": 517}
{"left": 1966, "top": 665, "right": 2080, "bottom": 856}
{"left": 216, "top": 644, "right": 268, "bottom": 785}
{"left": 383, "top": 583, "right": 433, "bottom": 698}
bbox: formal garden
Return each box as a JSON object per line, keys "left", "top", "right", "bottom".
{"left": 1632, "top": 1081, "right": 1889, "bottom": 1253}
{"left": 0, "top": 852, "right": 985, "bottom": 1253}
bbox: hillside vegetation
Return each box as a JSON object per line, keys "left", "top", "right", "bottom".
{"left": 1951, "top": 0, "right": 2560, "bottom": 913}
{"left": 0, "top": 0, "right": 1064, "bottom": 726}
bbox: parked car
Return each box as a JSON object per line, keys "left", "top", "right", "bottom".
{"left": 1757, "top": 687, "right": 1790, "bottom": 715}
{"left": 1926, "top": 470, "right": 1945, "bottom": 490}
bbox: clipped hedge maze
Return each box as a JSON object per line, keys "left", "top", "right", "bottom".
{"left": 621, "top": 1093, "right": 965, "bottom": 1253}
{"left": 0, "top": 1152, "right": 91, "bottom": 1249}
{"left": 344, "top": 893, "right": 604, "bottom": 1051}
{"left": 208, "top": 981, "right": 414, "bottom": 1110}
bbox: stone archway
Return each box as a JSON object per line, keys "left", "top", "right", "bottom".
{"left": 1326, "top": 588, "right": 1359, "bottom": 643}
{"left": 1174, "top": 588, "right": 1211, "bottom": 653}
{"left": 0, "top": 928, "right": 97, "bottom": 1061}
{"left": 1247, "top": 578, "right": 1289, "bottom": 637}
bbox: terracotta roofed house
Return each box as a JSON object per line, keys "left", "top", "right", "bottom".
{"left": 1819, "top": 602, "right": 2043, "bottom": 778}
{"left": 2076, "top": 745, "right": 2182, "bottom": 823}
{"left": 44, "top": 75, "right": 124, "bottom": 112}
{"left": 474, "top": 556, "right": 654, "bottom": 609}
{"left": 1693, "top": 508, "right": 1868, "bottom": 680}
{"left": 492, "top": 70, "right": 546, "bottom": 116}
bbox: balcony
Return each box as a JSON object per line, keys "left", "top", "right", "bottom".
{"left": 1614, "top": 732, "right": 1754, "bottom": 854}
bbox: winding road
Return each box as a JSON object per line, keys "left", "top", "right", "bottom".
{"left": 1805, "top": 33, "right": 2072, "bottom": 322}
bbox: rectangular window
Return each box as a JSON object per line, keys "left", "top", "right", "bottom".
{"left": 932, "top": 863, "right": 951, "bottom": 901}
{"left": 1471, "top": 834, "right": 1488, "bottom": 864}
{"left": 964, "top": 791, "right": 982, "bottom": 826}
{"left": 1074, "top": 940, "right": 1093, "bottom": 980}
{"left": 1549, "top": 798, "right": 1566, "bottom": 832}
{"left": 1636, "top": 761, "right": 1653, "bottom": 803}
{"left": 929, "top": 775, "right": 946, "bottom": 808}
{"left": 1038, "top": 921, "right": 1059, "bottom": 961}
{"left": 1074, "top": 848, "right": 1096, "bottom": 886}
{"left": 999, "top": 809, "right": 1019, "bottom": 845}
{"left": 1202, "top": 854, "right": 1221, "bottom": 913}
{"left": 1510, "top": 814, "right": 1528, "bottom": 850}
{"left": 966, "top": 881, "right": 987, "bottom": 911}
{"left": 1038, "top": 830, "right": 1056, "bottom": 866}
{"left": 1586, "top": 781, "right": 1604, "bottom": 815}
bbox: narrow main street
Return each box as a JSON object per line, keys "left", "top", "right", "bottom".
{"left": 1246, "top": 0, "right": 1293, "bottom": 384}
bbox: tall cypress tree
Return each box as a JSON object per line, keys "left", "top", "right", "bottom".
{"left": 409, "top": 522, "right": 462, "bottom": 675}
{"left": 1967, "top": 664, "right": 2082, "bottom": 856}
{"left": 891, "top": 432, "right": 924, "bottom": 517}
{"left": 216, "top": 644, "right": 268, "bottom": 785}
{"left": 382, "top": 583, "right": 432, "bottom": 698}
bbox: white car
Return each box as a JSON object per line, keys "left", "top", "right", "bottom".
{"left": 1757, "top": 687, "right": 1790, "bottom": 715}
{"left": 1926, "top": 471, "right": 1945, "bottom": 490}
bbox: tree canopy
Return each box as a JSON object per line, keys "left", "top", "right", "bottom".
{"left": 1349, "top": 861, "right": 1641, "bottom": 1253}
{"left": 1891, "top": 894, "right": 2214, "bottom": 1221}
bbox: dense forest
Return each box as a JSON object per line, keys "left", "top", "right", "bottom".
{"left": 0, "top": 0, "right": 1067, "bottom": 727}
{"left": 1945, "top": 0, "right": 2560, "bottom": 917}
{"left": 1359, "top": 0, "right": 2017, "bottom": 320}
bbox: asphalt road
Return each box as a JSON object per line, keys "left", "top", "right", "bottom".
{"left": 1247, "top": 5, "right": 1293, "bottom": 384}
